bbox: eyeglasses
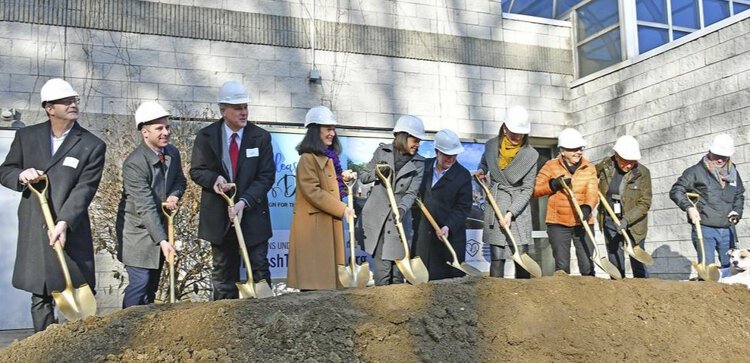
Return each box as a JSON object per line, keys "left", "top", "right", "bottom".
{"left": 562, "top": 147, "right": 584, "bottom": 152}
{"left": 50, "top": 97, "right": 80, "bottom": 106}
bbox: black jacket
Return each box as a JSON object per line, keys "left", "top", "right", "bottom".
{"left": 189, "top": 120, "right": 275, "bottom": 245}
{"left": 412, "top": 158, "right": 472, "bottom": 280}
{"left": 669, "top": 158, "right": 744, "bottom": 228}
{"left": 0, "top": 121, "right": 106, "bottom": 295}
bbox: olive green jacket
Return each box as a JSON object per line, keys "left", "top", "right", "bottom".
{"left": 596, "top": 157, "right": 652, "bottom": 242}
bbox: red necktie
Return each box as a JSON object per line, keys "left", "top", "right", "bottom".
{"left": 229, "top": 133, "right": 239, "bottom": 178}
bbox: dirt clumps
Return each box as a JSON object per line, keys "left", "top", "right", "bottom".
{"left": 2, "top": 275, "right": 749, "bottom": 362}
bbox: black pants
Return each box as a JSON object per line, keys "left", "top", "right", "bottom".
{"left": 122, "top": 262, "right": 164, "bottom": 308}
{"left": 372, "top": 233, "right": 404, "bottom": 286}
{"left": 489, "top": 244, "right": 531, "bottom": 279}
{"left": 603, "top": 220, "right": 649, "bottom": 278}
{"left": 31, "top": 293, "right": 55, "bottom": 332}
{"left": 211, "top": 230, "right": 271, "bottom": 300}
{"left": 547, "top": 223, "right": 595, "bottom": 276}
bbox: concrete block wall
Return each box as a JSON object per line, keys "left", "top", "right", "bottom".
{"left": 0, "top": 1, "right": 573, "bottom": 314}
{"left": 570, "top": 15, "right": 750, "bottom": 279}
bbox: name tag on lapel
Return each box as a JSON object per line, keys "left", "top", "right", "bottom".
{"left": 246, "top": 148, "right": 259, "bottom": 158}
{"left": 63, "top": 157, "right": 79, "bottom": 169}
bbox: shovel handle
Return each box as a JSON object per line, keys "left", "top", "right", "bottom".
{"left": 374, "top": 163, "right": 410, "bottom": 256}
{"left": 161, "top": 203, "right": 177, "bottom": 263}
{"left": 557, "top": 177, "right": 601, "bottom": 258}
{"left": 28, "top": 177, "right": 75, "bottom": 289}
{"left": 345, "top": 181, "right": 357, "bottom": 268}
{"left": 416, "top": 199, "right": 460, "bottom": 264}
{"left": 217, "top": 183, "right": 238, "bottom": 207}
{"left": 597, "top": 192, "right": 636, "bottom": 248}
{"left": 685, "top": 192, "right": 708, "bottom": 269}
{"left": 473, "top": 175, "right": 520, "bottom": 249}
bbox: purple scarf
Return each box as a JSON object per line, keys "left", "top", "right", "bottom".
{"left": 324, "top": 147, "right": 346, "bottom": 200}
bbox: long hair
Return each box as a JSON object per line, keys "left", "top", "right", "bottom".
{"left": 392, "top": 132, "right": 411, "bottom": 154}
{"left": 296, "top": 123, "right": 342, "bottom": 156}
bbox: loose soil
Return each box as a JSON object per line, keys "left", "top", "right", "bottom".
{"left": 2, "top": 275, "right": 749, "bottom": 362}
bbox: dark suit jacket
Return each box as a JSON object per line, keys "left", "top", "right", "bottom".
{"left": 116, "top": 143, "right": 187, "bottom": 269}
{"left": 189, "top": 119, "right": 275, "bottom": 245}
{"left": 412, "top": 158, "right": 472, "bottom": 280}
{"left": 0, "top": 121, "right": 106, "bottom": 295}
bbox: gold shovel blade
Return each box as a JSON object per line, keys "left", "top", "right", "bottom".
{"left": 706, "top": 264, "right": 721, "bottom": 282}
{"left": 595, "top": 257, "right": 622, "bottom": 280}
{"left": 446, "top": 261, "right": 484, "bottom": 277}
{"left": 237, "top": 279, "right": 274, "bottom": 299}
{"left": 337, "top": 263, "right": 372, "bottom": 288}
{"left": 629, "top": 246, "right": 654, "bottom": 266}
{"left": 52, "top": 283, "right": 97, "bottom": 321}
{"left": 395, "top": 257, "right": 429, "bottom": 284}
{"left": 511, "top": 253, "right": 543, "bottom": 278}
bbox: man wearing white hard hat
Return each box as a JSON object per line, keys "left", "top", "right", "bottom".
{"left": 360, "top": 114, "right": 426, "bottom": 285}
{"left": 0, "top": 78, "right": 106, "bottom": 331}
{"left": 190, "top": 81, "right": 276, "bottom": 299}
{"left": 476, "top": 106, "right": 539, "bottom": 278}
{"left": 116, "top": 101, "right": 186, "bottom": 307}
{"left": 670, "top": 133, "right": 745, "bottom": 271}
{"left": 287, "top": 106, "right": 357, "bottom": 290}
{"left": 596, "top": 135, "right": 652, "bottom": 278}
{"left": 412, "top": 129, "right": 472, "bottom": 280}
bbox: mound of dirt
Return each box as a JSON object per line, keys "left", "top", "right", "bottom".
{"left": 2, "top": 275, "right": 749, "bottom": 362}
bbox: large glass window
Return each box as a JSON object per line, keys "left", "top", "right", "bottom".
{"left": 637, "top": 0, "right": 669, "bottom": 22}
{"left": 577, "top": 0, "right": 620, "bottom": 38}
{"left": 578, "top": 28, "right": 623, "bottom": 76}
{"left": 704, "top": 0, "right": 731, "bottom": 25}
{"left": 638, "top": 26, "right": 670, "bottom": 52}
{"left": 672, "top": 0, "right": 701, "bottom": 28}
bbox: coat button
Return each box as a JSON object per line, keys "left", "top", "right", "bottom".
{"left": 386, "top": 231, "right": 391, "bottom": 234}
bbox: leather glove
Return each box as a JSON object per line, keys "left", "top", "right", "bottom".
{"left": 617, "top": 218, "right": 629, "bottom": 235}
{"left": 549, "top": 176, "right": 571, "bottom": 193}
{"left": 580, "top": 204, "right": 592, "bottom": 222}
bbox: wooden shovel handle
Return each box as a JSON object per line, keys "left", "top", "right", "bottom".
{"left": 416, "top": 198, "right": 460, "bottom": 263}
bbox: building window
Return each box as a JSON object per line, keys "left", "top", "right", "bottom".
{"left": 574, "top": 0, "right": 623, "bottom": 77}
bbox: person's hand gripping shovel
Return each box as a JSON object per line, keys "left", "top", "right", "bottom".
{"left": 374, "top": 163, "right": 429, "bottom": 284}
{"left": 597, "top": 192, "right": 654, "bottom": 266}
{"left": 161, "top": 202, "right": 179, "bottom": 303}
{"left": 474, "top": 174, "right": 542, "bottom": 278}
{"left": 218, "top": 184, "right": 274, "bottom": 298}
{"left": 686, "top": 192, "right": 720, "bottom": 282}
{"left": 415, "top": 198, "right": 482, "bottom": 276}
{"left": 337, "top": 179, "right": 372, "bottom": 288}
{"left": 556, "top": 176, "right": 622, "bottom": 279}
{"left": 28, "top": 175, "right": 97, "bottom": 320}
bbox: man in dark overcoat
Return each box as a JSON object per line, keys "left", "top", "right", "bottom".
{"left": 0, "top": 78, "right": 106, "bottom": 332}
{"left": 189, "top": 81, "right": 275, "bottom": 300}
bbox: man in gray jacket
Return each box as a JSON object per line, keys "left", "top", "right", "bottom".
{"left": 670, "top": 134, "right": 744, "bottom": 270}
{"left": 117, "top": 101, "right": 186, "bottom": 307}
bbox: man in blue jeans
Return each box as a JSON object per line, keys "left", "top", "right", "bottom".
{"left": 670, "top": 133, "right": 744, "bottom": 271}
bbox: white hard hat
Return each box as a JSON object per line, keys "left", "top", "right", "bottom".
{"left": 135, "top": 101, "right": 171, "bottom": 128}
{"left": 218, "top": 81, "right": 251, "bottom": 104}
{"left": 393, "top": 115, "right": 427, "bottom": 140}
{"left": 558, "top": 128, "right": 587, "bottom": 149}
{"left": 304, "top": 106, "right": 337, "bottom": 127}
{"left": 40, "top": 78, "right": 78, "bottom": 104}
{"left": 503, "top": 106, "right": 530, "bottom": 134}
{"left": 709, "top": 133, "right": 735, "bottom": 157}
{"left": 613, "top": 135, "right": 641, "bottom": 161}
{"left": 434, "top": 129, "right": 464, "bottom": 155}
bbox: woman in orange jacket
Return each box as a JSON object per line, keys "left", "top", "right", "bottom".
{"left": 533, "top": 128, "right": 599, "bottom": 276}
